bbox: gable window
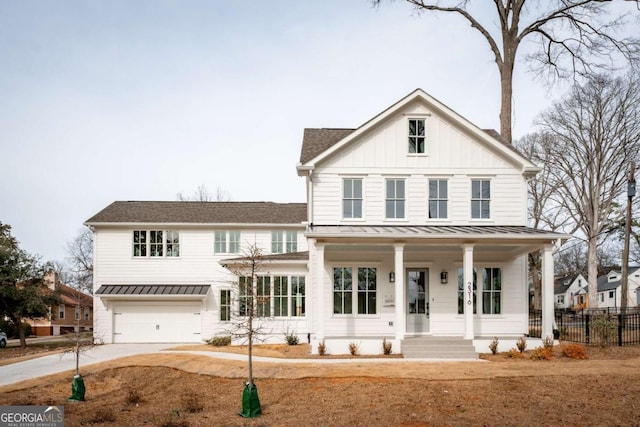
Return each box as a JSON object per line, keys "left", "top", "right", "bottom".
{"left": 286, "top": 231, "right": 297, "bottom": 253}
{"left": 220, "top": 289, "right": 231, "bottom": 321}
{"left": 271, "top": 231, "right": 284, "bottom": 254}
{"left": 457, "top": 268, "right": 477, "bottom": 314}
{"left": 471, "top": 179, "right": 491, "bottom": 219}
{"left": 408, "top": 118, "right": 426, "bottom": 154}
{"left": 59, "top": 304, "right": 65, "bottom": 320}
{"left": 274, "top": 276, "right": 288, "bottom": 317}
{"left": 482, "top": 268, "right": 501, "bottom": 315}
{"left": 385, "top": 179, "right": 405, "bottom": 219}
{"left": 133, "top": 230, "right": 180, "bottom": 257}
{"left": 333, "top": 267, "right": 353, "bottom": 314}
{"left": 291, "top": 276, "right": 306, "bottom": 317}
{"left": 428, "top": 179, "right": 448, "bottom": 219}
{"left": 343, "top": 178, "right": 363, "bottom": 219}
{"left": 357, "top": 268, "right": 377, "bottom": 315}
{"left": 215, "top": 231, "right": 241, "bottom": 254}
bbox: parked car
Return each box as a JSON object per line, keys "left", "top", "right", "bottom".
{"left": 0, "top": 331, "right": 6, "bottom": 348}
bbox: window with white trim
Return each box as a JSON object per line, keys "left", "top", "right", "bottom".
{"left": 75, "top": 306, "right": 80, "bottom": 320}
{"left": 84, "top": 307, "right": 90, "bottom": 321}
{"left": 220, "top": 289, "right": 231, "bottom": 321}
{"left": 343, "top": 178, "right": 363, "bottom": 219}
{"left": 385, "top": 179, "right": 405, "bottom": 219}
{"left": 408, "top": 118, "right": 426, "bottom": 154}
{"left": 428, "top": 179, "right": 448, "bottom": 219}
{"left": 257, "top": 276, "right": 271, "bottom": 317}
{"left": 333, "top": 267, "right": 377, "bottom": 315}
{"left": 357, "top": 268, "right": 377, "bottom": 315}
{"left": 274, "top": 276, "right": 288, "bottom": 317}
{"left": 286, "top": 231, "right": 297, "bottom": 253}
{"left": 482, "top": 268, "right": 501, "bottom": 314}
{"left": 238, "top": 277, "right": 250, "bottom": 317}
{"left": 291, "top": 276, "right": 305, "bottom": 317}
{"left": 271, "top": 231, "right": 283, "bottom": 254}
{"left": 133, "top": 230, "right": 180, "bottom": 257}
{"left": 609, "top": 290, "right": 615, "bottom": 298}
{"left": 215, "top": 231, "right": 241, "bottom": 254}
{"left": 333, "top": 267, "right": 353, "bottom": 314}
{"left": 471, "top": 179, "right": 491, "bottom": 219}
{"left": 59, "top": 304, "right": 65, "bottom": 320}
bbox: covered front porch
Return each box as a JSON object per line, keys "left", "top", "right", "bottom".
{"left": 307, "top": 225, "right": 568, "bottom": 355}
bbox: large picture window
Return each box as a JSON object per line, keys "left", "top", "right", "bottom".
{"left": 471, "top": 179, "right": 491, "bottom": 219}
{"left": 428, "top": 179, "right": 448, "bottom": 219}
{"left": 408, "top": 118, "right": 426, "bottom": 154}
{"left": 343, "top": 178, "right": 363, "bottom": 219}
{"left": 482, "top": 268, "right": 501, "bottom": 314}
{"left": 385, "top": 179, "right": 405, "bottom": 219}
{"left": 133, "top": 230, "right": 180, "bottom": 257}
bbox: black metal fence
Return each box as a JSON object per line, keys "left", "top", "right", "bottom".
{"left": 529, "top": 308, "right": 640, "bottom": 346}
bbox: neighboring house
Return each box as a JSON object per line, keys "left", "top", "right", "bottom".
{"left": 29, "top": 272, "right": 93, "bottom": 336}
{"left": 554, "top": 273, "right": 587, "bottom": 309}
{"left": 596, "top": 268, "right": 640, "bottom": 310}
{"left": 88, "top": 89, "right": 568, "bottom": 353}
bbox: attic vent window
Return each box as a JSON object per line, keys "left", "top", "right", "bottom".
{"left": 408, "top": 118, "right": 426, "bottom": 154}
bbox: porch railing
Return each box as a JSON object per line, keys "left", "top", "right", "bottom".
{"left": 529, "top": 308, "right": 640, "bottom": 346}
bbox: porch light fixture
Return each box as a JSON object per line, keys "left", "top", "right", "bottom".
{"left": 440, "top": 271, "right": 448, "bottom": 284}
{"left": 389, "top": 272, "right": 395, "bottom": 283}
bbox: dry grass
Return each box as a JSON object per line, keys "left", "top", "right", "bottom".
{"left": 1, "top": 343, "right": 640, "bottom": 426}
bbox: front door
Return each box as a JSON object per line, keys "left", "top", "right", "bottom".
{"left": 406, "top": 269, "right": 429, "bottom": 334}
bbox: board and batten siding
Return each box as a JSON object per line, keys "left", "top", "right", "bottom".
{"left": 308, "top": 99, "right": 528, "bottom": 226}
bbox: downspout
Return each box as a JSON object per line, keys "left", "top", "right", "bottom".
{"left": 307, "top": 170, "right": 314, "bottom": 229}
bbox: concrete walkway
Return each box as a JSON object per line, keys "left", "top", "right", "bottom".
{"left": 0, "top": 344, "right": 481, "bottom": 388}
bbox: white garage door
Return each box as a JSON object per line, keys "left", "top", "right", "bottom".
{"left": 113, "top": 302, "right": 202, "bottom": 343}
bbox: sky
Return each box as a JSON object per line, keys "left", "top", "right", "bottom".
{"left": 1, "top": 1, "right": 637, "bottom": 263}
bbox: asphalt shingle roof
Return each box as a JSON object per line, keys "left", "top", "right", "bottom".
{"left": 86, "top": 201, "right": 307, "bottom": 225}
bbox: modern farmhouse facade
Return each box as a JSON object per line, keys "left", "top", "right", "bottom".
{"left": 88, "top": 89, "right": 567, "bottom": 354}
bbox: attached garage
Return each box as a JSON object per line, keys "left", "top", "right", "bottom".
{"left": 95, "top": 284, "right": 210, "bottom": 344}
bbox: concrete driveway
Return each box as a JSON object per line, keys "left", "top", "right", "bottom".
{"left": 0, "top": 344, "right": 172, "bottom": 387}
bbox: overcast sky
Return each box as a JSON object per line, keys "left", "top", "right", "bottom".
{"left": 1, "top": 1, "right": 637, "bottom": 263}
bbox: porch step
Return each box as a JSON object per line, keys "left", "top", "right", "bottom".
{"left": 401, "top": 336, "right": 477, "bottom": 359}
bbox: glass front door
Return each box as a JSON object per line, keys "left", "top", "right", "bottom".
{"left": 406, "top": 269, "right": 429, "bottom": 334}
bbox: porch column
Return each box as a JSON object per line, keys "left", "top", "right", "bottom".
{"left": 541, "top": 244, "right": 555, "bottom": 340}
{"left": 316, "top": 242, "right": 325, "bottom": 340}
{"left": 394, "top": 244, "right": 405, "bottom": 341}
{"left": 463, "top": 244, "right": 475, "bottom": 340}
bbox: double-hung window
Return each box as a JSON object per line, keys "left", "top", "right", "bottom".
{"left": 286, "top": 231, "right": 297, "bottom": 253}
{"left": 133, "top": 230, "right": 180, "bottom": 257}
{"left": 84, "top": 307, "right": 90, "bottom": 321}
{"left": 257, "top": 277, "right": 271, "bottom": 317}
{"left": 291, "top": 276, "right": 305, "bottom": 317}
{"left": 482, "top": 268, "right": 501, "bottom": 314}
{"left": 238, "top": 277, "right": 250, "bottom": 317}
{"left": 215, "top": 231, "right": 241, "bottom": 254}
{"left": 385, "top": 179, "right": 405, "bottom": 219}
{"left": 428, "top": 179, "right": 448, "bottom": 219}
{"left": 271, "top": 231, "right": 284, "bottom": 254}
{"left": 471, "top": 179, "right": 491, "bottom": 219}
{"left": 274, "top": 276, "right": 288, "bottom": 317}
{"left": 333, "top": 267, "right": 353, "bottom": 314}
{"left": 357, "top": 268, "right": 377, "bottom": 315}
{"left": 408, "top": 118, "right": 426, "bottom": 154}
{"left": 220, "top": 289, "right": 231, "bottom": 321}
{"left": 59, "top": 304, "right": 65, "bottom": 320}
{"left": 343, "top": 178, "right": 363, "bottom": 219}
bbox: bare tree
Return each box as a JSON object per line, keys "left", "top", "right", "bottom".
{"left": 515, "top": 132, "right": 573, "bottom": 309}
{"left": 373, "top": 0, "right": 640, "bottom": 143}
{"left": 536, "top": 72, "right": 640, "bottom": 309}
{"left": 65, "top": 227, "right": 93, "bottom": 292}
{"left": 176, "top": 185, "right": 232, "bottom": 202}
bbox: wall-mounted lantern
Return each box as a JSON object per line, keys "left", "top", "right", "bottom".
{"left": 389, "top": 272, "right": 395, "bottom": 283}
{"left": 440, "top": 271, "right": 449, "bottom": 284}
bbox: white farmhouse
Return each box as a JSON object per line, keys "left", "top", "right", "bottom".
{"left": 596, "top": 268, "right": 640, "bottom": 310}
{"left": 88, "top": 89, "right": 568, "bottom": 356}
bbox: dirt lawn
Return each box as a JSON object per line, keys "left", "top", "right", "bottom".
{"left": 1, "top": 343, "right": 640, "bottom": 426}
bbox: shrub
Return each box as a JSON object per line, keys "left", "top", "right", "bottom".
{"left": 348, "top": 341, "right": 360, "bottom": 356}
{"left": 317, "top": 339, "right": 327, "bottom": 356}
{"left": 561, "top": 343, "right": 588, "bottom": 360}
{"left": 284, "top": 328, "right": 299, "bottom": 345}
{"left": 516, "top": 336, "right": 527, "bottom": 353}
{"left": 590, "top": 314, "right": 616, "bottom": 347}
{"left": 125, "top": 388, "right": 142, "bottom": 405}
{"left": 382, "top": 338, "right": 392, "bottom": 355}
{"left": 530, "top": 346, "right": 553, "bottom": 361}
{"left": 182, "top": 392, "right": 203, "bottom": 413}
{"left": 489, "top": 337, "right": 499, "bottom": 355}
{"left": 504, "top": 348, "right": 524, "bottom": 359}
{"left": 542, "top": 335, "right": 554, "bottom": 348}
{"left": 206, "top": 335, "right": 231, "bottom": 347}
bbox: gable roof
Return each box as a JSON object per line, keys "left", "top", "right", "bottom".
{"left": 297, "top": 88, "right": 539, "bottom": 174}
{"left": 86, "top": 201, "right": 307, "bottom": 225}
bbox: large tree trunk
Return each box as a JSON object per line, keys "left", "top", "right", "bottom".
{"left": 529, "top": 251, "right": 542, "bottom": 310}
{"left": 499, "top": 48, "right": 515, "bottom": 144}
{"left": 587, "top": 236, "right": 599, "bottom": 310}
